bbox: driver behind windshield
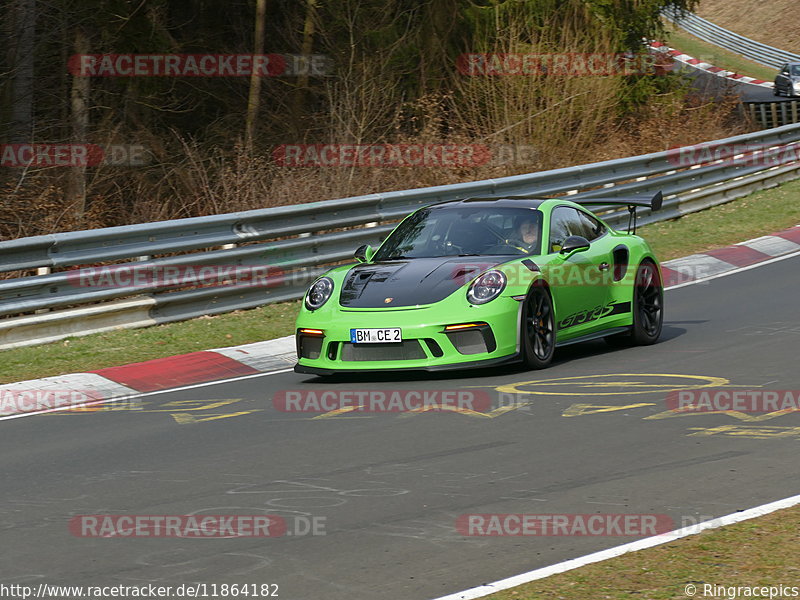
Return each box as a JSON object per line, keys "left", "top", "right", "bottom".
{"left": 507, "top": 213, "right": 541, "bottom": 254}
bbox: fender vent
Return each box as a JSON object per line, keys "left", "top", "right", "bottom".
{"left": 612, "top": 245, "right": 629, "bottom": 282}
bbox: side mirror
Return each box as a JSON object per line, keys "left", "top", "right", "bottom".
{"left": 559, "top": 235, "right": 591, "bottom": 257}
{"left": 354, "top": 244, "right": 375, "bottom": 263}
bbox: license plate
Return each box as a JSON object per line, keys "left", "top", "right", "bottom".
{"left": 350, "top": 328, "right": 402, "bottom": 344}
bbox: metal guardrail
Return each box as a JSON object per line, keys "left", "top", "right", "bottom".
{"left": 2, "top": 122, "right": 800, "bottom": 349}
{"left": 663, "top": 9, "right": 800, "bottom": 69}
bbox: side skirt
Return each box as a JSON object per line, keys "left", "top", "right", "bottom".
{"left": 555, "top": 326, "right": 630, "bottom": 348}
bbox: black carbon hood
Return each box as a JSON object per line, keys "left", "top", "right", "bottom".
{"left": 338, "top": 257, "right": 508, "bottom": 308}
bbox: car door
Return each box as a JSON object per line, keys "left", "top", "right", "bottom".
{"left": 546, "top": 206, "right": 610, "bottom": 339}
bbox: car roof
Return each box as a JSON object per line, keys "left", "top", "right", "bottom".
{"left": 430, "top": 196, "right": 549, "bottom": 209}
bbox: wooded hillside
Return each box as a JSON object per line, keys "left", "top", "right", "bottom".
{"left": 2, "top": 0, "right": 751, "bottom": 239}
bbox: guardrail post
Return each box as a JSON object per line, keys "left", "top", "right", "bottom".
{"left": 34, "top": 267, "right": 52, "bottom": 314}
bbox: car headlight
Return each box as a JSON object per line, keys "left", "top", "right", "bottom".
{"left": 305, "top": 277, "right": 334, "bottom": 310}
{"left": 467, "top": 270, "right": 506, "bottom": 305}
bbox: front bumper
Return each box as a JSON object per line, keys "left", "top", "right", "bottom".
{"left": 294, "top": 296, "right": 522, "bottom": 374}
{"left": 294, "top": 352, "right": 520, "bottom": 376}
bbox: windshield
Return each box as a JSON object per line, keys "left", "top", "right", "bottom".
{"left": 373, "top": 205, "right": 543, "bottom": 260}
{"left": 792, "top": 65, "right": 800, "bottom": 76}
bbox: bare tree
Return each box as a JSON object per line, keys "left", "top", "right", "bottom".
{"left": 289, "top": 0, "right": 318, "bottom": 136}
{"left": 67, "top": 26, "right": 89, "bottom": 221}
{"left": 9, "top": 0, "right": 37, "bottom": 143}
{"left": 245, "top": 0, "right": 267, "bottom": 151}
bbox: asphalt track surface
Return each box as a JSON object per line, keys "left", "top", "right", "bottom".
{"left": 680, "top": 64, "right": 789, "bottom": 103}
{"left": 3, "top": 254, "right": 800, "bottom": 600}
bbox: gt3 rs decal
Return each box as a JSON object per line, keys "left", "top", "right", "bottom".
{"left": 557, "top": 301, "right": 631, "bottom": 330}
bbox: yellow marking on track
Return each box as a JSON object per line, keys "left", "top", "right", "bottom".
{"left": 646, "top": 408, "right": 799, "bottom": 422}
{"left": 399, "top": 403, "right": 530, "bottom": 419}
{"left": 170, "top": 410, "right": 257, "bottom": 425}
{"left": 562, "top": 403, "right": 655, "bottom": 417}
{"left": 483, "top": 403, "right": 530, "bottom": 418}
{"left": 495, "top": 374, "right": 730, "bottom": 397}
{"left": 312, "top": 406, "right": 370, "bottom": 419}
{"left": 43, "top": 403, "right": 143, "bottom": 415}
{"left": 687, "top": 425, "right": 800, "bottom": 439}
{"left": 399, "top": 405, "right": 481, "bottom": 418}
{"left": 150, "top": 399, "right": 242, "bottom": 412}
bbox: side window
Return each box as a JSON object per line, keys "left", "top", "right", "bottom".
{"left": 548, "top": 207, "right": 582, "bottom": 252}
{"left": 575, "top": 210, "right": 606, "bottom": 241}
{"left": 782, "top": 64, "right": 790, "bottom": 75}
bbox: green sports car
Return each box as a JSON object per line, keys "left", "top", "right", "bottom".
{"left": 294, "top": 193, "right": 664, "bottom": 375}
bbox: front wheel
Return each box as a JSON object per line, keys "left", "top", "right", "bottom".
{"left": 521, "top": 283, "right": 555, "bottom": 369}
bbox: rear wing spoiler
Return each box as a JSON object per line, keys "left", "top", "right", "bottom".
{"left": 575, "top": 191, "right": 663, "bottom": 234}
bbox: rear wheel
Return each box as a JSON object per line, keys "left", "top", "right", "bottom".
{"left": 521, "top": 283, "right": 555, "bottom": 369}
{"left": 605, "top": 260, "right": 663, "bottom": 346}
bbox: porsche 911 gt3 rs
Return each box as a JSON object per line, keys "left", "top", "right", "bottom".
{"left": 294, "top": 192, "right": 664, "bottom": 375}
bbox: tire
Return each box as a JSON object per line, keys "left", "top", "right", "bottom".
{"left": 631, "top": 260, "right": 663, "bottom": 344}
{"left": 520, "top": 282, "right": 556, "bottom": 369}
{"left": 605, "top": 260, "right": 663, "bottom": 347}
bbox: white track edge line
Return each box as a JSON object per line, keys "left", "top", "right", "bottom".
{"left": 431, "top": 493, "right": 800, "bottom": 600}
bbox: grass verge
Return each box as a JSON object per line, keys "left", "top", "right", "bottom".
{"left": 663, "top": 26, "right": 778, "bottom": 83}
{"left": 484, "top": 503, "right": 800, "bottom": 599}
{"left": 1, "top": 180, "right": 799, "bottom": 384}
